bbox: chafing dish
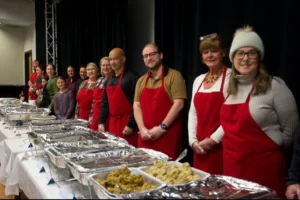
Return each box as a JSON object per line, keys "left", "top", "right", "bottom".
{"left": 65, "top": 148, "right": 169, "bottom": 185}
{"left": 89, "top": 167, "right": 166, "bottom": 199}
{"left": 142, "top": 175, "right": 276, "bottom": 199}
{"left": 30, "top": 119, "right": 89, "bottom": 127}
{"left": 45, "top": 140, "right": 134, "bottom": 168}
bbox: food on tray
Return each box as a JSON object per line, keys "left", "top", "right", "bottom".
{"left": 33, "top": 139, "right": 40, "bottom": 145}
{"left": 0, "top": 100, "right": 4, "bottom": 104}
{"left": 95, "top": 166, "right": 156, "bottom": 194}
{"left": 143, "top": 160, "right": 199, "bottom": 185}
{"left": 11, "top": 99, "right": 21, "bottom": 104}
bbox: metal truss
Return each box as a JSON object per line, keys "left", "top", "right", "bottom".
{"left": 45, "top": 0, "right": 58, "bottom": 73}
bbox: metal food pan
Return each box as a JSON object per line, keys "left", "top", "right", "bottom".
{"left": 89, "top": 167, "right": 166, "bottom": 199}
{"left": 140, "top": 161, "right": 210, "bottom": 187}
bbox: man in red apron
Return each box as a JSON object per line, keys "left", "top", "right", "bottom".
{"left": 133, "top": 43, "right": 187, "bottom": 160}
{"left": 99, "top": 48, "right": 139, "bottom": 147}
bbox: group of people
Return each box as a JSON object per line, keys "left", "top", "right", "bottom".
{"left": 26, "top": 25, "right": 300, "bottom": 199}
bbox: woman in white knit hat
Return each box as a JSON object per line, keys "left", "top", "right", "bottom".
{"left": 218, "top": 25, "right": 299, "bottom": 198}
{"left": 188, "top": 33, "right": 231, "bottom": 175}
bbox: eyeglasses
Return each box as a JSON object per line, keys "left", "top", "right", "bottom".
{"left": 235, "top": 50, "right": 258, "bottom": 60}
{"left": 199, "top": 33, "right": 218, "bottom": 41}
{"left": 142, "top": 52, "right": 159, "bottom": 59}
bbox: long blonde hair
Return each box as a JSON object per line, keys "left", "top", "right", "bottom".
{"left": 228, "top": 61, "right": 272, "bottom": 95}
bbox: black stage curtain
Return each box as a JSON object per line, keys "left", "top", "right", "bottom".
{"left": 155, "top": 0, "right": 300, "bottom": 165}
{"left": 56, "top": 0, "right": 128, "bottom": 77}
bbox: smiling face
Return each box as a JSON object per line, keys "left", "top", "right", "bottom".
{"left": 46, "top": 64, "right": 55, "bottom": 78}
{"left": 233, "top": 47, "right": 259, "bottom": 75}
{"left": 201, "top": 48, "right": 225, "bottom": 69}
{"left": 86, "top": 63, "right": 97, "bottom": 79}
{"left": 67, "top": 66, "right": 75, "bottom": 78}
{"left": 142, "top": 44, "right": 163, "bottom": 70}
{"left": 79, "top": 67, "right": 87, "bottom": 80}
{"left": 101, "top": 59, "right": 112, "bottom": 78}
{"left": 56, "top": 78, "right": 66, "bottom": 90}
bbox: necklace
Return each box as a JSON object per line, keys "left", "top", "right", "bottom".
{"left": 205, "top": 70, "right": 223, "bottom": 84}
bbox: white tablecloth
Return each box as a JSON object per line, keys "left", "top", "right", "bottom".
{"left": 0, "top": 119, "right": 30, "bottom": 142}
{"left": 6, "top": 152, "right": 96, "bottom": 198}
{"left": 0, "top": 137, "right": 42, "bottom": 188}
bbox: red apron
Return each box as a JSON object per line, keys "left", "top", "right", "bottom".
{"left": 106, "top": 71, "right": 137, "bottom": 147}
{"left": 76, "top": 81, "right": 94, "bottom": 120}
{"left": 193, "top": 67, "right": 227, "bottom": 174}
{"left": 138, "top": 67, "right": 182, "bottom": 160}
{"left": 90, "top": 78, "right": 104, "bottom": 131}
{"left": 220, "top": 86, "right": 286, "bottom": 198}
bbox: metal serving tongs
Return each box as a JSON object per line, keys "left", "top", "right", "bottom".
{"left": 166, "top": 148, "right": 188, "bottom": 170}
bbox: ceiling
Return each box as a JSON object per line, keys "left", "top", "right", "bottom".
{"left": 0, "top": 0, "right": 35, "bottom": 28}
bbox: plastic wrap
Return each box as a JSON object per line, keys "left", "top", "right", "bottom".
{"left": 141, "top": 175, "right": 276, "bottom": 199}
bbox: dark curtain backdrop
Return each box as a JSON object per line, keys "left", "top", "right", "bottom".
{"left": 155, "top": 0, "right": 300, "bottom": 165}
{"left": 56, "top": 0, "right": 128, "bottom": 77}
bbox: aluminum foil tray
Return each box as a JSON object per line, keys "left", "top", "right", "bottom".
{"left": 30, "top": 119, "right": 89, "bottom": 127}
{"left": 0, "top": 98, "right": 21, "bottom": 106}
{"left": 90, "top": 167, "right": 166, "bottom": 199}
{"left": 65, "top": 149, "right": 169, "bottom": 185}
{"left": 140, "top": 161, "right": 210, "bottom": 187}
{"left": 141, "top": 175, "right": 276, "bottom": 199}
{"left": 44, "top": 140, "right": 134, "bottom": 168}
{"left": 31, "top": 125, "right": 78, "bottom": 133}
{"left": 40, "top": 131, "right": 101, "bottom": 145}
{"left": 5, "top": 107, "right": 50, "bottom": 121}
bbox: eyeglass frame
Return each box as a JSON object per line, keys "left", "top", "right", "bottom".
{"left": 199, "top": 33, "right": 218, "bottom": 41}
{"left": 142, "top": 51, "right": 159, "bottom": 59}
{"left": 234, "top": 50, "right": 259, "bottom": 60}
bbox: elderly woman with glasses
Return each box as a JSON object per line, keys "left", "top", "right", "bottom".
{"left": 188, "top": 33, "right": 231, "bottom": 175}
{"left": 217, "top": 25, "right": 299, "bottom": 198}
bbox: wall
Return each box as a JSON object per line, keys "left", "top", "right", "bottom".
{"left": 0, "top": 26, "right": 24, "bottom": 85}
{"left": 127, "top": 0, "right": 155, "bottom": 75}
{"left": 0, "top": 24, "right": 36, "bottom": 87}
{"left": 24, "top": 23, "right": 36, "bottom": 60}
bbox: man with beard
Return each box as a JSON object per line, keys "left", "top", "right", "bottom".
{"left": 133, "top": 43, "right": 187, "bottom": 160}
{"left": 99, "top": 48, "right": 139, "bottom": 147}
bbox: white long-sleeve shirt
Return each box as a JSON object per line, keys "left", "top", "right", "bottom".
{"left": 217, "top": 72, "right": 298, "bottom": 149}
{"left": 188, "top": 68, "right": 232, "bottom": 146}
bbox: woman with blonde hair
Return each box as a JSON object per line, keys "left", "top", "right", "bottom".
{"left": 219, "top": 25, "right": 299, "bottom": 198}
{"left": 75, "top": 62, "right": 99, "bottom": 120}
{"left": 90, "top": 57, "right": 113, "bottom": 130}
{"left": 188, "top": 33, "right": 231, "bottom": 175}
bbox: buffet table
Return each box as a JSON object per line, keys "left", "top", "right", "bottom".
{"left": 0, "top": 119, "right": 29, "bottom": 142}
{"left": 5, "top": 152, "right": 97, "bottom": 198}
{"left": 0, "top": 137, "right": 42, "bottom": 189}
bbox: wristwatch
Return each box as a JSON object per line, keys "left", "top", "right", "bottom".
{"left": 160, "top": 123, "right": 168, "bottom": 132}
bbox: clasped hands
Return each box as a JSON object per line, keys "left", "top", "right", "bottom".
{"left": 192, "top": 137, "right": 217, "bottom": 155}
{"left": 139, "top": 126, "right": 165, "bottom": 141}
{"left": 98, "top": 124, "right": 134, "bottom": 136}
{"left": 286, "top": 184, "right": 300, "bottom": 199}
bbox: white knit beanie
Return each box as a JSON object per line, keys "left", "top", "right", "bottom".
{"left": 229, "top": 25, "right": 264, "bottom": 62}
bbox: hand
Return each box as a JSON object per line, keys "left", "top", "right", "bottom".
{"left": 192, "top": 141, "right": 207, "bottom": 155}
{"left": 123, "top": 126, "right": 133, "bottom": 136}
{"left": 28, "top": 81, "right": 32, "bottom": 87}
{"left": 198, "top": 137, "right": 217, "bottom": 152}
{"left": 149, "top": 126, "right": 165, "bottom": 141}
{"left": 98, "top": 124, "right": 105, "bottom": 132}
{"left": 139, "top": 127, "right": 151, "bottom": 140}
{"left": 74, "top": 114, "right": 78, "bottom": 119}
{"left": 286, "top": 184, "right": 300, "bottom": 199}
{"left": 29, "top": 87, "right": 34, "bottom": 92}
{"left": 36, "top": 90, "right": 40, "bottom": 95}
